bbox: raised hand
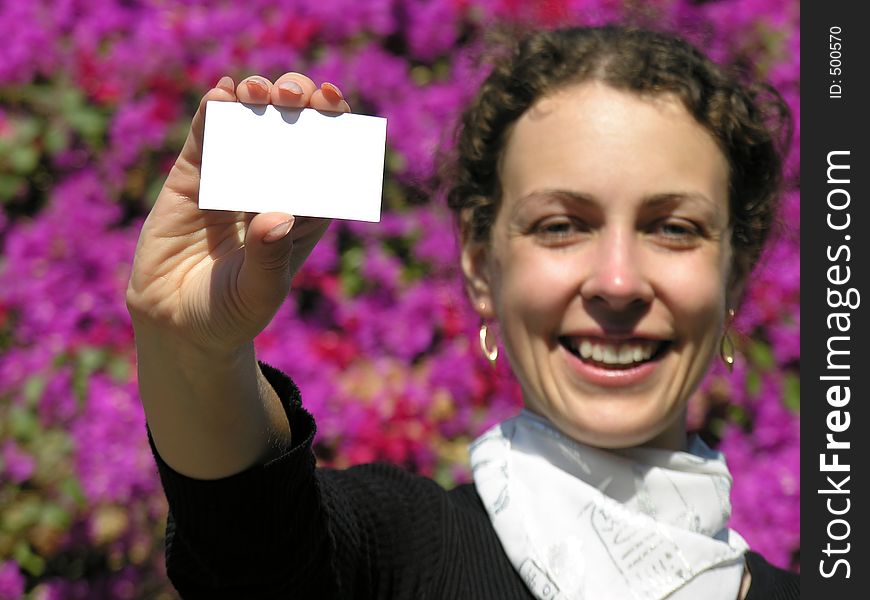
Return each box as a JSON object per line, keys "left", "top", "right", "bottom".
{"left": 127, "top": 73, "right": 351, "bottom": 353}
{"left": 127, "top": 73, "right": 351, "bottom": 478}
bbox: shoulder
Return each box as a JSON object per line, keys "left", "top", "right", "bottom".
{"left": 316, "top": 468, "right": 512, "bottom": 563}
{"left": 744, "top": 551, "right": 800, "bottom": 600}
{"left": 315, "top": 464, "right": 488, "bottom": 533}
{"left": 315, "top": 462, "right": 455, "bottom": 567}
{"left": 318, "top": 462, "right": 448, "bottom": 508}
{"left": 315, "top": 471, "right": 526, "bottom": 598}
{"left": 317, "top": 467, "right": 492, "bottom": 522}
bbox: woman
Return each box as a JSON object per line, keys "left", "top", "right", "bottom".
{"left": 128, "top": 26, "right": 798, "bottom": 599}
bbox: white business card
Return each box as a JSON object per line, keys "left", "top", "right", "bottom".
{"left": 199, "top": 101, "right": 387, "bottom": 222}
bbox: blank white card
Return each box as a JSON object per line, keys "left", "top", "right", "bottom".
{"left": 199, "top": 101, "right": 387, "bottom": 222}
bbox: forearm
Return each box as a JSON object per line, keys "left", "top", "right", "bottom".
{"left": 150, "top": 376, "right": 339, "bottom": 599}
{"left": 134, "top": 325, "right": 291, "bottom": 480}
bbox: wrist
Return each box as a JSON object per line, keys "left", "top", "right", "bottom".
{"left": 131, "top": 320, "right": 254, "bottom": 372}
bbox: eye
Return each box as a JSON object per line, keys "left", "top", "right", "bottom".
{"left": 530, "top": 217, "right": 590, "bottom": 243}
{"left": 650, "top": 219, "right": 703, "bottom": 247}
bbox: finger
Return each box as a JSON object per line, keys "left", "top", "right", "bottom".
{"left": 173, "top": 76, "right": 237, "bottom": 183}
{"left": 271, "top": 72, "right": 318, "bottom": 108}
{"left": 236, "top": 75, "right": 273, "bottom": 105}
{"left": 309, "top": 82, "right": 352, "bottom": 113}
{"left": 237, "top": 212, "right": 297, "bottom": 312}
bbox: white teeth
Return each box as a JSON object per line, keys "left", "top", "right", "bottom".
{"left": 571, "top": 338, "right": 662, "bottom": 366}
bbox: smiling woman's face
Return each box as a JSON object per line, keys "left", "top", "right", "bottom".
{"left": 463, "top": 82, "right": 736, "bottom": 450}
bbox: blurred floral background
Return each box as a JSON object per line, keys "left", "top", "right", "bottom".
{"left": 0, "top": 0, "right": 799, "bottom": 597}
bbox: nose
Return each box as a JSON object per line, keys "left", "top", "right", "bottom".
{"left": 579, "top": 229, "right": 653, "bottom": 311}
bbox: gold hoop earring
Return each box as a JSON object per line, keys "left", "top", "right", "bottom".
{"left": 479, "top": 321, "right": 498, "bottom": 366}
{"left": 720, "top": 308, "right": 736, "bottom": 372}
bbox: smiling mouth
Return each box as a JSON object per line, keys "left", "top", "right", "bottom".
{"left": 558, "top": 336, "right": 670, "bottom": 369}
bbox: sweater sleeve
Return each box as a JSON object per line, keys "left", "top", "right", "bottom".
{"left": 147, "top": 362, "right": 344, "bottom": 599}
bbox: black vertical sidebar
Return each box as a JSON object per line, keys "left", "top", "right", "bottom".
{"left": 802, "top": 2, "right": 869, "bottom": 597}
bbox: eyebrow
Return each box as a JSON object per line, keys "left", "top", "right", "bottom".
{"left": 641, "top": 192, "right": 720, "bottom": 211}
{"left": 517, "top": 189, "right": 719, "bottom": 210}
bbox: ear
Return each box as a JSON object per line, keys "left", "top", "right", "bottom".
{"left": 461, "top": 235, "right": 496, "bottom": 320}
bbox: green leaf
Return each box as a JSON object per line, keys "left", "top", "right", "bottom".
{"left": 58, "top": 85, "right": 83, "bottom": 113}
{"left": 107, "top": 355, "right": 131, "bottom": 382}
{"left": 4, "top": 498, "right": 41, "bottom": 532}
{"left": 40, "top": 503, "right": 72, "bottom": 529}
{"left": 433, "top": 461, "right": 458, "bottom": 489}
{"left": 433, "top": 58, "right": 451, "bottom": 80}
{"left": 60, "top": 476, "right": 87, "bottom": 508}
{"left": 385, "top": 149, "right": 407, "bottom": 174}
{"left": 783, "top": 374, "right": 800, "bottom": 412}
{"left": 73, "top": 346, "right": 107, "bottom": 400}
{"left": 402, "top": 263, "right": 427, "bottom": 284}
{"left": 746, "top": 371, "right": 761, "bottom": 396}
{"left": 708, "top": 417, "right": 725, "bottom": 438}
{"left": 43, "top": 123, "right": 70, "bottom": 155}
{"left": 747, "top": 341, "right": 775, "bottom": 371}
{"left": 32, "top": 430, "right": 73, "bottom": 478}
{"left": 0, "top": 173, "right": 25, "bottom": 202}
{"left": 13, "top": 541, "right": 46, "bottom": 577}
{"left": 23, "top": 375, "right": 46, "bottom": 408}
{"left": 382, "top": 179, "right": 407, "bottom": 211}
{"left": 340, "top": 246, "right": 365, "bottom": 297}
{"left": 411, "top": 65, "right": 432, "bottom": 86}
{"left": 727, "top": 404, "right": 749, "bottom": 426}
{"left": 9, "top": 406, "right": 40, "bottom": 441}
{"left": 14, "top": 117, "right": 40, "bottom": 142}
{"left": 56, "top": 86, "right": 107, "bottom": 148}
{"left": 77, "top": 346, "right": 107, "bottom": 373}
{"left": 68, "top": 107, "right": 105, "bottom": 141}
{"left": 9, "top": 145, "right": 39, "bottom": 173}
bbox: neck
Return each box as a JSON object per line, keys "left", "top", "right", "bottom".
{"left": 521, "top": 404, "right": 690, "bottom": 452}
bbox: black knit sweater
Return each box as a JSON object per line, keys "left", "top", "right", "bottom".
{"left": 150, "top": 364, "right": 799, "bottom": 599}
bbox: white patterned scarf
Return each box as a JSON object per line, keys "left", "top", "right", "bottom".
{"left": 469, "top": 411, "right": 748, "bottom": 600}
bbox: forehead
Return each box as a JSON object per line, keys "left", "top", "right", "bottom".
{"left": 498, "top": 82, "right": 729, "bottom": 210}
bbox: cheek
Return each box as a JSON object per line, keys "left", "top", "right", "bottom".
{"left": 492, "top": 247, "right": 576, "bottom": 327}
{"left": 657, "top": 261, "right": 728, "bottom": 347}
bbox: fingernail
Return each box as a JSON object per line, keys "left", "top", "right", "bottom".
{"left": 216, "top": 76, "right": 234, "bottom": 90}
{"left": 245, "top": 79, "right": 268, "bottom": 94}
{"left": 321, "top": 82, "right": 343, "bottom": 102}
{"left": 277, "top": 81, "right": 304, "bottom": 96}
{"left": 263, "top": 218, "right": 295, "bottom": 243}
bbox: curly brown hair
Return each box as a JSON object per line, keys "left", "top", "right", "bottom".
{"left": 445, "top": 25, "right": 791, "bottom": 284}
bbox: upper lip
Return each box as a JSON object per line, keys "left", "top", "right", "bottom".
{"left": 559, "top": 330, "right": 670, "bottom": 343}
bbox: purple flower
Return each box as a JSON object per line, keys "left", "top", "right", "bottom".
{"left": 1, "top": 440, "right": 36, "bottom": 484}
{"left": 0, "top": 0, "right": 800, "bottom": 587}
{"left": 0, "top": 561, "right": 25, "bottom": 600}
{"left": 70, "top": 375, "right": 154, "bottom": 505}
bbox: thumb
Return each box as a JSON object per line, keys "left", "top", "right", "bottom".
{"left": 237, "top": 213, "right": 296, "bottom": 312}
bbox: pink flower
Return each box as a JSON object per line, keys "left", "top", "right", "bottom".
{"left": 1, "top": 440, "right": 36, "bottom": 484}
{"left": 0, "top": 561, "right": 25, "bottom": 600}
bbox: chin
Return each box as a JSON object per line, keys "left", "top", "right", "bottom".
{"left": 539, "top": 402, "right": 686, "bottom": 451}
